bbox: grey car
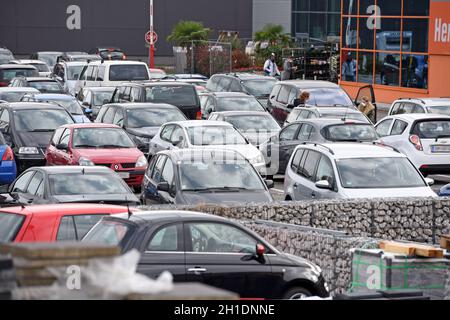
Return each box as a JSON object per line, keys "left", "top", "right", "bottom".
{"left": 284, "top": 106, "right": 371, "bottom": 126}
{"left": 260, "top": 118, "right": 378, "bottom": 175}
{"left": 141, "top": 149, "right": 274, "bottom": 205}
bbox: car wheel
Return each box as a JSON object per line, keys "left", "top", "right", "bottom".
{"left": 283, "top": 287, "right": 312, "bottom": 300}
{"left": 285, "top": 196, "right": 292, "bottom": 201}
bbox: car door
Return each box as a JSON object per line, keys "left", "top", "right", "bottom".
{"left": 46, "top": 127, "right": 65, "bottom": 165}
{"left": 278, "top": 123, "right": 302, "bottom": 173}
{"left": 355, "top": 85, "right": 376, "bottom": 121}
{"left": 272, "top": 85, "right": 291, "bottom": 124}
{"left": 157, "top": 157, "right": 176, "bottom": 204}
{"left": 112, "top": 107, "right": 125, "bottom": 127}
{"left": 138, "top": 223, "right": 186, "bottom": 281}
{"left": 143, "top": 155, "right": 167, "bottom": 204}
{"left": 22, "top": 170, "right": 46, "bottom": 204}
{"left": 101, "top": 106, "right": 116, "bottom": 124}
{"left": 380, "top": 119, "right": 409, "bottom": 151}
{"left": 184, "top": 221, "right": 273, "bottom": 298}
{"left": 151, "top": 124, "right": 175, "bottom": 155}
{"left": 9, "top": 170, "right": 36, "bottom": 205}
{"left": 0, "top": 108, "right": 12, "bottom": 146}
{"left": 267, "top": 84, "right": 281, "bottom": 113}
{"left": 169, "top": 125, "right": 186, "bottom": 149}
{"left": 313, "top": 154, "right": 339, "bottom": 199}
{"left": 57, "top": 214, "right": 106, "bottom": 241}
{"left": 51, "top": 128, "right": 72, "bottom": 165}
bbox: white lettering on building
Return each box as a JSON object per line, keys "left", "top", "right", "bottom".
{"left": 435, "top": 18, "right": 450, "bottom": 43}
{"left": 66, "top": 5, "right": 81, "bottom": 30}
{"left": 366, "top": 5, "right": 381, "bottom": 30}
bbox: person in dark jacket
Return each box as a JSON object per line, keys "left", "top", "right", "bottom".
{"left": 282, "top": 55, "right": 295, "bottom": 80}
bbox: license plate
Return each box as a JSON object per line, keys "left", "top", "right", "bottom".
{"left": 118, "top": 172, "right": 130, "bottom": 179}
{"left": 431, "top": 145, "right": 450, "bottom": 153}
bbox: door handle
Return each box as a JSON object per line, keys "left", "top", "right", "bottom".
{"left": 293, "top": 183, "right": 298, "bottom": 189}
{"left": 311, "top": 192, "right": 316, "bottom": 198}
{"left": 187, "top": 267, "right": 207, "bottom": 274}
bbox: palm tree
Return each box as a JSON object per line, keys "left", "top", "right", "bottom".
{"left": 167, "top": 21, "right": 211, "bottom": 47}
{"left": 254, "top": 24, "right": 291, "bottom": 46}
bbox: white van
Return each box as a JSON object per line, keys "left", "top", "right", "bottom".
{"left": 74, "top": 60, "right": 150, "bottom": 94}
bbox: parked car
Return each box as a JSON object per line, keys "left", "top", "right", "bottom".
{"left": 21, "top": 93, "right": 91, "bottom": 123}
{"left": 95, "top": 103, "right": 187, "bottom": 154}
{"left": 206, "top": 73, "right": 278, "bottom": 107}
{"left": 148, "top": 121, "right": 266, "bottom": 174}
{"left": 0, "top": 204, "right": 137, "bottom": 242}
{"left": 375, "top": 114, "right": 450, "bottom": 175}
{"left": 261, "top": 119, "right": 379, "bottom": 175}
{"left": 388, "top": 98, "right": 450, "bottom": 117}
{"left": 45, "top": 123, "right": 147, "bottom": 190}
{"left": 148, "top": 68, "right": 167, "bottom": 79}
{"left": 0, "top": 131, "right": 17, "bottom": 186}
{"left": 89, "top": 47, "right": 126, "bottom": 60}
{"left": 29, "top": 51, "right": 63, "bottom": 69}
{"left": 284, "top": 106, "right": 371, "bottom": 126}
{"left": 0, "top": 47, "right": 14, "bottom": 64}
{"left": 142, "top": 149, "right": 273, "bottom": 205}
{"left": 208, "top": 111, "right": 280, "bottom": 147}
{"left": 284, "top": 143, "right": 436, "bottom": 201}
{"left": 77, "top": 86, "right": 116, "bottom": 118}
{"left": 10, "top": 60, "right": 51, "bottom": 77}
{"left": 74, "top": 60, "right": 150, "bottom": 93}
{"left": 0, "top": 166, "right": 140, "bottom": 206}
{"left": 0, "top": 102, "right": 75, "bottom": 172}
{"left": 9, "top": 76, "right": 65, "bottom": 94}
{"left": 0, "top": 87, "right": 40, "bottom": 102}
{"left": 57, "top": 52, "right": 100, "bottom": 63}
{"left": 199, "top": 92, "right": 267, "bottom": 119}
{"left": 438, "top": 183, "right": 450, "bottom": 197}
{"left": 52, "top": 61, "right": 87, "bottom": 95}
{"left": 267, "top": 80, "right": 373, "bottom": 125}
{"left": 83, "top": 210, "right": 329, "bottom": 299}
{"left": 0, "top": 64, "right": 39, "bottom": 87}
{"left": 110, "top": 82, "right": 201, "bottom": 120}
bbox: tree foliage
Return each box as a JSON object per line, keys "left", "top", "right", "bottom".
{"left": 254, "top": 24, "right": 291, "bottom": 46}
{"left": 167, "top": 20, "right": 211, "bottom": 47}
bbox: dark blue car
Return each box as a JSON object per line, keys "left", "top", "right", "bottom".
{"left": 438, "top": 183, "right": 450, "bottom": 197}
{"left": 0, "top": 132, "right": 17, "bottom": 186}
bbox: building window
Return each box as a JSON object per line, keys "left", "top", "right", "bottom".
{"left": 341, "top": 0, "right": 429, "bottom": 90}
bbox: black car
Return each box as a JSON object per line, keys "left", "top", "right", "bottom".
{"left": 83, "top": 210, "right": 329, "bottom": 299}
{"left": 0, "top": 102, "right": 75, "bottom": 172}
{"left": 110, "top": 82, "right": 201, "bottom": 120}
{"left": 199, "top": 92, "right": 267, "bottom": 119}
{"left": 0, "top": 166, "right": 140, "bottom": 206}
{"left": 141, "top": 149, "right": 274, "bottom": 205}
{"left": 89, "top": 47, "right": 126, "bottom": 60}
{"left": 206, "top": 73, "right": 278, "bottom": 107}
{"left": 0, "top": 64, "right": 39, "bottom": 87}
{"left": 95, "top": 103, "right": 187, "bottom": 154}
{"left": 9, "top": 76, "right": 65, "bottom": 94}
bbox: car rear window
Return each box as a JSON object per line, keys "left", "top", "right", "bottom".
{"left": 0, "top": 212, "right": 25, "bottom": 242}
{"left": 426, "top": 106, "right": 450, "bottom": 116}
{"left": 28, "top": 81, "right": 62, "bottom": 93}
{"left": 49, "top": 173, "right": 129, "bottom": 195}
{"left": 145, "top": 85, "right": 197, "bottom": 106}
{"left": 0, "top": 68, "right": 39, "bottom": 80}
{"left": 322, "top": 124, "right": 378, "bottom": 141}
{"left": 411, "top": 120, "right": 450, "bottom": 139}
{"left": 108, "top": 65, "right": 149, "bottom": 81}
{"left": 82, "top": 219, "right": 135, "bottom": 246}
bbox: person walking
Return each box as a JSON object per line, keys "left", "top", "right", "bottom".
{"left": 342, "top": 52, "right": 356, "bottom": 82}
{"left": 281, "top": 55, "right": 295, "bottom": 80}
{"left": 358, "top": 96, "right": 376, "bottom": 123}
{"left": 264, "top": 53, "right": 280, "bottom": 77}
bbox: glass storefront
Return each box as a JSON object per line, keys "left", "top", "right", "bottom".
{"left": 340, "top": 0, "right": 430, "bottom": 90}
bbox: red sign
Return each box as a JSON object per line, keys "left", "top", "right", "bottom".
{"left": 429, "top": 2, "right": 450, "bottom": 55}
{"left": 145, "top": 31, "right": 158, "bottom": 45}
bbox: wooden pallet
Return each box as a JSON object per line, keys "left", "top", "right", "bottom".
{"left": 379, "top": 240, "right": 444, "bottom": 258}
{"left": 440, "top": 234, "right": 450, "bottom": 250}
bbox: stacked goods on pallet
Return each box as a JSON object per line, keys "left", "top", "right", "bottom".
{"left": 0, "top": 255, "right": 16, "bottom": 300}
{"left": 0, "top": 242, "right": 120, "bottom": 287}
{"left": 350, "top": 241, "right": 449, "bottom": 299}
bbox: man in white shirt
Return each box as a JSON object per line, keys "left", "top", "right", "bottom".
{"left": 263, "top": 53, "right": 280, "bottom": 77}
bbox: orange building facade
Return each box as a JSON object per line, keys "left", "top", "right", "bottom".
{"left": 340, "top": 0, "right": 450, "bottom": 103}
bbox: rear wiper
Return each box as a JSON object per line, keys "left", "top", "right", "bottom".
{"left": 435, "top": 135, "right": 450, "bottom": 142}
{"left": 184, "top": 187, "right": 250, "bottom": 192}
{"left": 28, "top": 129, "right": 53, "bottom": 132}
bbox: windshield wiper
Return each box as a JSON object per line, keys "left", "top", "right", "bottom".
{"left": 28, "top": 129, "right": 54, "bottom": 132}
{"left": 74, "top": 144, "right": 98, "bottom": 148}
{"left": 184, "top": 187, "right": 252, "bottom": 192}
{"left": 101, "top": 144, "right": 130, "bottom": 148}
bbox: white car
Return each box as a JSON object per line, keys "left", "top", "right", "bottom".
{"left": 74, "top": 60, "right": 151, "bottom": 94}
{"left": 388, "top": 98, "right": 450, "bottom": 117}
{"left": 284, "top": 143, "right": 436, "bottom": 201}
{"left": 10, "top": 59, "right": 51, "bottom": 77}
{"left": 52, "top": 61, "right": 87, "bottom": 96}
{"left": 375, "top": 114, "right": 450, "bottom": 175}
{"left": 149, "top": 120, "right": 267, "bottom": 173}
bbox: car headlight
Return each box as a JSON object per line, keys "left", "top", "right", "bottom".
{"left": 135, "top": 155, "right": 148, "bottom": 168}
{"left": 250, "top": 154, "right": 265, "bottom": 165}
{"left": 78, "top": 157, "right": 95, "bottom": 166}
{"left": 19, "top": 147, "right": 39, "bottom": 155}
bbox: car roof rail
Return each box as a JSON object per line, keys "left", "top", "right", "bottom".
{"left": 0, "top": 100, "right": 8, "bottom": 104}
{"left": 301, "top": 142, "right": 335, "bottom": 155}
{"left": 368, "top": 141, "right": 401, "bottom": 153}
{"left": 398, "top": 97, "right": 426, "bottom": 104}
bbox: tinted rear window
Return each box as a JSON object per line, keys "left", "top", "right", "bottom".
{"left": 145, "top": 85, "right": 197, "bottom": 106}
{"left": 49, "top": 173, "right": 129, "bottom": 195}
{"left": 108, "top": 65, "right": 149, "bottom": 81}
{"left": 322, "top": 124, "right": 378, "bottom": 141}
{"left": 411, "top": 120, "right": 450, "bottom": 139}
{"left": 0, "top": 213, "right": 25, "bottom": 242}
{"left": 0, "top": 68, "right": 39, "bottom": 80}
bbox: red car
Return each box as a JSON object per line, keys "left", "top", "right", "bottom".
{"left": 0, "top": 204, "right": 137, "bottom": 242}
{"left": 45, "top": 123, "right": 147, "bottom": 189}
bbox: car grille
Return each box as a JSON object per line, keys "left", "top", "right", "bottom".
{"left": 96, "top": 163, "right": 136, "bottom": 170}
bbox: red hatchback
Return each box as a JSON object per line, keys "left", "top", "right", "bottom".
{"left": 0, "top": 204, "right": 137, "bottom": 242}
{"left": 45, "top": 123, "right": 147, "bottom": 189}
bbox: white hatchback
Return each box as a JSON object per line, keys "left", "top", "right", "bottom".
{"left": 375, "top": 114, "right": 450, "bottom": 175}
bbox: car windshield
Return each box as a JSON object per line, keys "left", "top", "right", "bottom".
{"left": 337, "top": 157, "right": 425, "bottom": 188}
{"left": 50, "top": 173, "right": 129, "bottom": 195}
{"left": 72, "top": 128, "right": 135, "bottom": 148}
{"left": 29, "top": 81, "right": 62, "bottom": 93}
{"left": 67, "top": 65, "right": 84, "bottom": 80}
{"left": 322, "top": 124, "right": 378, "bottom": 141}
{"left": 0, "top": 68, "right": 38, "bottom": 80}
{"left": 411, "top": 120, "right": 450, "bottom": 139}
{"left": 145, "top": 86, "right": 197, "bottom": 106}
{"left": 0, "top": 213, "right": 25, "bottom": 242}
{"left": 33, "top": 64, "right": 50, "bottom": 72}
{"left": 226, "top": 115, "right": 280, "bottom": 131}
{"left": 108, "top": 65, "right": 149, "bottom": 81}
{"left": 241, "top": 79, "right": 277, "bottom": 97}
{"left": 82, "top": 219, "right": 134, "bottom": 246}
{"left": 93, "top": 91, "right": 114, "bottom": 106}
{"left": 45, "top": 99, "right": 84, "bottom": 115}
{"left": 14, "top": 109, "right": 74, "bottom": 131}
{"left": 126, "top": 108, "right": 186, "bottom": 128}
{"left": 187, "top": 126, "right": 247, "bottom": 146}
{"left": 307, "top": 88, "right": 354, "bottom": 107}
{"left": 320, "top": 112, "right": 368, "bottom": 123}
{"left": 427, "top": 106, "right": 450, "bottom": 116}
{"left": 216, "top": 97, "right": 266, "bottom": 112}
{"left": 0, "top": 91, "right": 29, "bottom": 102}
{"left": 180, "top": 160, "right": 265, "bottom": 191}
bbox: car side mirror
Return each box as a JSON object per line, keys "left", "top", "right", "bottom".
{"left": 56, "top": 143, "right": 68, "bottom": 151}
{"left": 255, "top": 243, "right": 266, "bottom": 258}
{"left": 315, "top": 180, "right": 332, "bottom": 190}
{"left": 172, "top": 136, "right": 184, "bottom": 146}
{"left": 425, "top": 178, "right": 435, "bottom": 186}
{"left": 265, "top": 179, "right": 274, "bottom": 189}
{"left": 157, "top": 181, "right": 170, "bottom": 192}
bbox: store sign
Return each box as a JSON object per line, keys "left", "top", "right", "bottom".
{"left": 429, "top": 1, "right": 450, "bottom": 55}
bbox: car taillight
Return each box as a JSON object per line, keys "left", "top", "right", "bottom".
{"left": 0, "top": 81, "right": 9, "bottom": 87}
{"left": 409, "top": 135, "right": 423, "bottom": 151}
{"left": 196, "top": 111, "right": 202, "bottom": 120}
{"left": 122, "top": 55, "right": 127, "bottom": 60}
{"left": 2, "top": 146, "right": 14, "bottom": 161}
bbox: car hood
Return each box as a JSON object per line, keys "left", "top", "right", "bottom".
{"left": 340, "top": 187, "right": 437, "bottom": 198}
{"left": 16, "top": 131, "right": 53, "bottom": 148}
{"left": 180, "top": 190, "right": 273, "bottom": 205}
{"left": 281, "top": 253, "right": 323, "bottom": 273}
{"left": 74, "top": 148, "right": 143, "bottom": 163}
{"left": 126, "top": 127, "right": 159, "bottom": 138}
{"left": 243, "top": 130, "right": 279, "bottom": 146}
{"left": 192, "top": 144, "right": 262, "bottom": 161}
{"left": 52, "top": 194, "right": 140, "bottom": 205}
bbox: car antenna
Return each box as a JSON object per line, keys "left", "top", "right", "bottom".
{"left": 342, "top": 105, "right": 350, "bottom": 122}
{"left": 126, "top": 197, "right": 133, "bottom": 220}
